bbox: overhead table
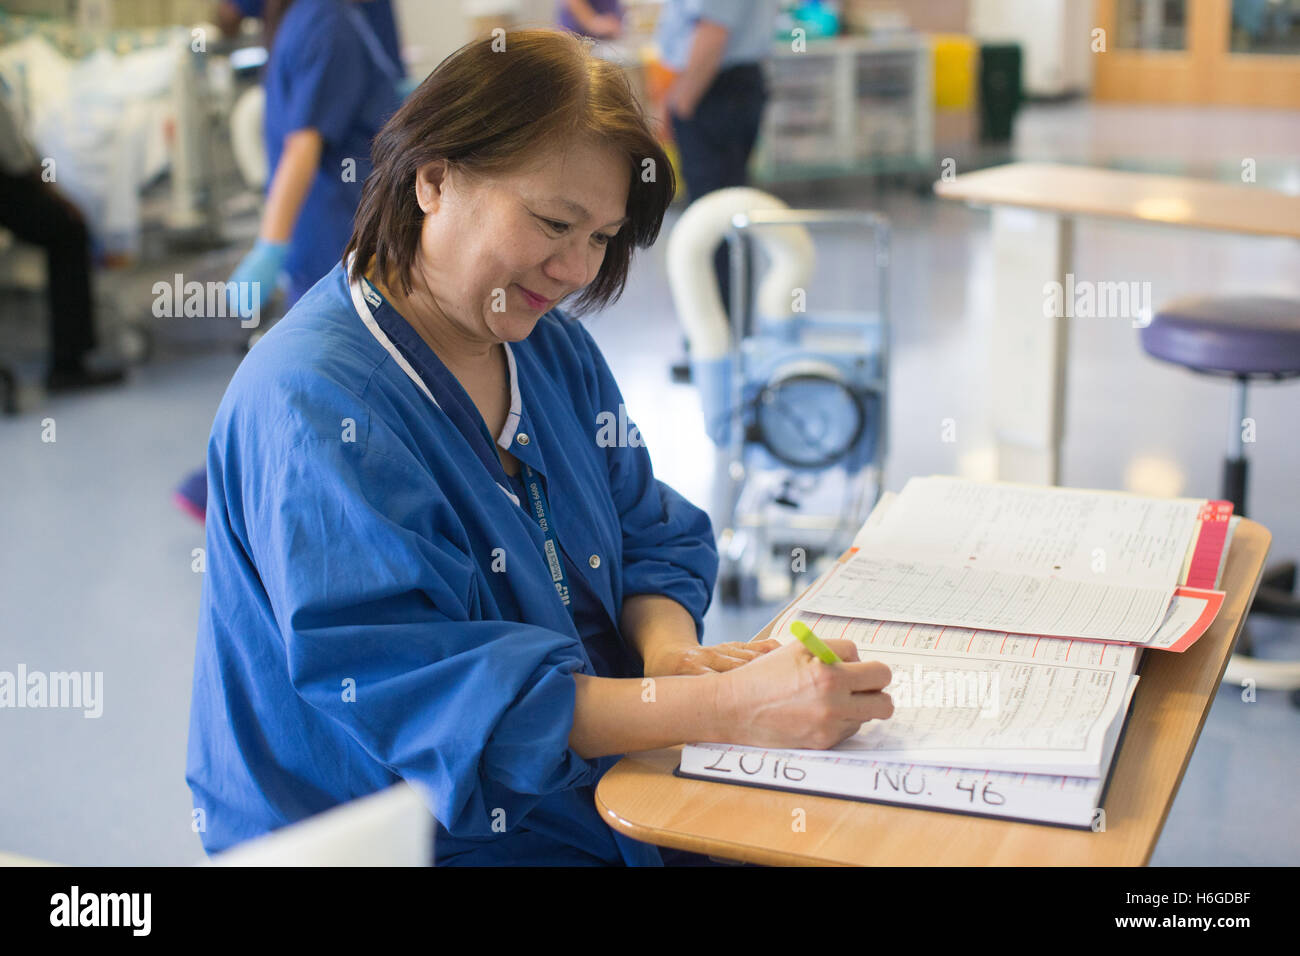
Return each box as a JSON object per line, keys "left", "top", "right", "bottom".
{"left": 933, "top": 161, "right": 1300, "bottom": 485}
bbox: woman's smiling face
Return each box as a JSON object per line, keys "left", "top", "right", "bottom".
{"left": 411, "top": 137, "right": 631, "bottom": 348}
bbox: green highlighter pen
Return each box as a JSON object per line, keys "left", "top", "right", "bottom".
{"left": 791, "top": 620, "right": 843, "bottom": 664}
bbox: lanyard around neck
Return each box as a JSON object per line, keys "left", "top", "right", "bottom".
{"left": 518, "top": 462, "right": 571, "bottom": 609}
{"left": 359, "top": 275, "right": 509, "bottom": 485}
{"left": 356, "top": 273, "right": 573, "bottom": 612}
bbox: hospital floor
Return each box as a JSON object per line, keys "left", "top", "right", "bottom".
{"left": 2, "top": 101, "right": 1297, "bottom": 866}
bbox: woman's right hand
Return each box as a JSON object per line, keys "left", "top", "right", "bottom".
{"left": 716, "top": 639, "right": 893, "bottom": 750}
{"left": 226, "top": 238, "right": 288, "bottom": 320}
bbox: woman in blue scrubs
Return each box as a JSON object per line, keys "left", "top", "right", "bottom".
{"left": 219, "top": 0, "right": 404, "bottom": 70}
{"left": 186, "top": 29, "right": 894, "bottom": 865}
{"left": 228, "top": 0, "right": 402, "bottom": 310}
{"left": 177, "top": 0, "right": 402, "bottom": 521}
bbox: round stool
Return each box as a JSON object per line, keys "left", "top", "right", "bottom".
{"left": 1141, "top": 295, "right": 1300, "bottom": 698}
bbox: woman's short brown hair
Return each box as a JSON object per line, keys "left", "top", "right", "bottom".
{"left": 344, "top": 29, "right": 675, "bottom": 316}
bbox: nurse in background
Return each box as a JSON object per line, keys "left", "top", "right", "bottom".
{"left": 557, "top": 0, "right": 624, "bottom": 40}
{"left": 227, "top": 0, "right": 402, "bottom": 311}
{"left": 178, "top": 0, "right": 402, "bottom": 521}
{"left": 215, "top": 0, "right": 404, "bottom": 74}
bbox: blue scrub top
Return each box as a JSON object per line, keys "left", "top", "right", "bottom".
{"left": 186, "top": 262, "right": 719, "bottom": 865}
{"left": 234, "top": 0, "right": 404, "bottom": 74}
{"left": 355, "top": 0, "right": 402, "bottom": 74}
{"left": 263, "top": 0, "right": 401, "bottom": 304}
{"left": 501, "top": 467, "right": 639, "bottom": 680}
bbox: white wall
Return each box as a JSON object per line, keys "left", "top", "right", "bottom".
{"left": 392, "top": 0, "right": 471, "bottom": 80}
{"left": 970, "top": 0, "right": 1095, "bottom": 98}
{"left": 393, "top": 0, "right": 567, "bottom": 80}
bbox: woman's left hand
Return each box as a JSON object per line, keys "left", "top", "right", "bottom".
{"left": 644, "top": 638, "right": 782, "bottom": 677}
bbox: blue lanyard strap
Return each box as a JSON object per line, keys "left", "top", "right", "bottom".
{"left": 520, "top": 462, "right": 571, "bottom": 608}
{"left": 359, "top": 276, "right": 573, "bottom": 613}
{"left": 362, "top": 276, "right": 507, "bottom": 483}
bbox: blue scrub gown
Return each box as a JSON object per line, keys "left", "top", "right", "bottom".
{"left": 233, "top": 0, "right": 404, "bottom": 76}
{"left": 263, "top": 0, "right": 401, "bottom": 304}
{"left": 186, "top": 262, "right": 719, "bottom": 865}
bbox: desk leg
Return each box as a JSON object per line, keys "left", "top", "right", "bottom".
{"left": 988, "top": 207, "right": 1073, "bottom": 486}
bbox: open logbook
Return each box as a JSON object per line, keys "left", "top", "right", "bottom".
{"left": 679, "top": 477, "right": 1236, "bottom": 828}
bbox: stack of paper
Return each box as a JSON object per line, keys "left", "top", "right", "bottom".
{"left": 679, "top": 477, "right": 1235, "bottom": 828}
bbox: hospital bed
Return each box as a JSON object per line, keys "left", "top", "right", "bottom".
{"left": 0, "top": 13, "right": 267, "bottom": 406}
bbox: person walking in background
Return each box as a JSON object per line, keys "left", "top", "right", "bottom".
{"left": 176, "top": 0, "right": 402, "bottom": 521}
{"left": 655, "top": 0, "right": 780, "bottom": 380}
{"left": 215, "top": 0, "right": 404, "bottom": 74}
{"left": 235, "top": 0, "right": 401, "bottom": 309}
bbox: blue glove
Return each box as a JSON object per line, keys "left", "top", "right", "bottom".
{"left": 226, "top": 239, "right": 288, "bottom": 327}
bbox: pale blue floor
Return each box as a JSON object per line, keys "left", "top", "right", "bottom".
{"left": 1, "top": 102, "right": 1297, "bottom": 865}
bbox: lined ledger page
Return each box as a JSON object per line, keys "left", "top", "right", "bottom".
{"left": 799, "top": 477, "right": 1204, "bottom": 643}
{"left": 768, "top": 604, "right": 1139, "bottom": 775}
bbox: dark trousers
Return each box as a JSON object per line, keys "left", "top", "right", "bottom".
{"left": 0, "top": 168, "right": 96, "bottom": 368}
{"left": 670, "top": 62, "right": 767, "bottom": 322}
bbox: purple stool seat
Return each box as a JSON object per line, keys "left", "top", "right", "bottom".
{"left": 1140, "top": 296, "right": 1300, "bottom": 378}
{"left": 1145, "top": 298, "right": 1300, "bottom": 700}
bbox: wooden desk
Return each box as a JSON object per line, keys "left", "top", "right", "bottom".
{"left": 595, "top": 519, "right": 1271, "bottom": 866}
{"left": 933, "top": 162, "right": 1300, "bottom": 486}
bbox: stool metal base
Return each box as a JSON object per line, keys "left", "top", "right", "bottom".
{"left": 1222, "top": 653, "right": 1300, "bottom": 692}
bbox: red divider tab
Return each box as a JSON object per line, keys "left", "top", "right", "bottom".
{"left": 1186, "top": 501, "right": 1233, "bottom": 589}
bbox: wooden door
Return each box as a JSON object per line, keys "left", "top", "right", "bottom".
{"left": 1094, "top": 0, "right": 1300, "bottom": 107}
